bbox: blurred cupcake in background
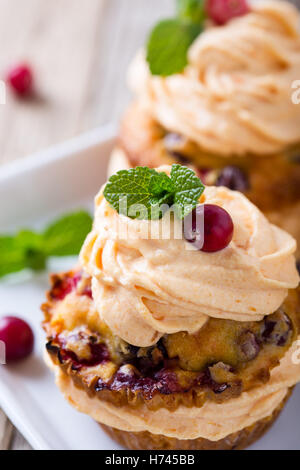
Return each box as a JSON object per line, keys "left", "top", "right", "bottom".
{"left": 111, "top": 0, "right": 300, "bottom": 258}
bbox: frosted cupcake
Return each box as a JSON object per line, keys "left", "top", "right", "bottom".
{"left": 43, "top": 164, "right": 300, "bottom": 450}
{"left": 113, "top": 0, "right": 300, "bottom": 257}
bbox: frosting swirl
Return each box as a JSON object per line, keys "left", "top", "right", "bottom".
{"left": 128, "top": 1, "right": 300, "bottom": 156}
{"left": 80, "top": 170, "right": 299, "bottom": 347}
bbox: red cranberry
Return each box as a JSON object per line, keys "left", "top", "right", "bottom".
{"left": 51, "top": 273, "right": 81, "bottom": 301}
{"left": 96, "top": 366, "right": 183, "bottom": 399}
{"left": 48, "top": 332, "right": 110, "bottom": 371}
{"left": 63, "top": 341, "right": 110, "bottom": 371}
{"left": 184, "top": 204, "right": 234, "bottom": 252}
{"left": 216, "top": 166, "right": 249, "bottom": 192}
{"left": 6, "top": 64, "right": 33, "bottom": 97}
{"left": 206, "top": 0, "right": 250, "bottom": 25}
{"left": 154, "top": 369, "right": 182, "bottom": 395}
{"left": 0, "top": 317, "right": 34, "bottom": 362}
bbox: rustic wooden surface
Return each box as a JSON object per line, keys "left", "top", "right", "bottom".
{"left": 0, "top": 0, "right": 174, "bottom": 166}
{"left": 0, "top": 0, "right": 173, "bottom": 450}
{"left": 0, "top": 0, "right": 299, "bottom": 451}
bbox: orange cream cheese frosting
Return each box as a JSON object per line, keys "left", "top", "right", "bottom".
{"left": 80, "top": 167, "right": 299, "bottom": 347}
{"left": 128, "top": 0, "right": 300, "bottom": 156}
{"left": 54, "top": 338, "right": 300, "bottom": 441}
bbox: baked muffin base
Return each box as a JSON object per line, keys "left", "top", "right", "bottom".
{"left": 100, "top": 388, "right": 293, "bottom": 450}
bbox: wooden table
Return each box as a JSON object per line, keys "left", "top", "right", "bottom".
{"left": 0, "top": 0, "right": 173, "bottom": 450}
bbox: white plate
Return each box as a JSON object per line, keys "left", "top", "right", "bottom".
{"left": 0, "top": 126, "right": 299, "bottom": 450}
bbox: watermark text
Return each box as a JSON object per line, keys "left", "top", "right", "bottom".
{"left": 291, "top": 80, "right": 300, "bottom": 104}
{"left": 0, "top": 340, "right": 6, "bottom": 365}
{"left": 292, "top": 340, "right": 300, "bottom": 365}
{"left": 111, "top": 198, "right": 204, "bottom": 250}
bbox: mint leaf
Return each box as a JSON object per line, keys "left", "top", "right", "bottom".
{"left": 177, "top": 0, "right": 206, "bottom": 24}
{"left": 16, "top": 230, "right": 44, "bottom": 252}
{"left": 146, "top": 19, "right": 202, "bottom": 76}
{"left": 0, "top": 232, "right": 47, "bottom": 278}
{"left": 149, "top": 172, "right": 176, "bottom": 219}
{"left": 171, "top": 164, "right": 205, "bottom": 218}
{"left": 0, "top": 236, "right": 27, "bottom": 278}
{"left": 149, "top": 193, "right": 176, "bottom": 220}
{"left": 43, "top": 211, "right": 93, "bottom": 256}
{"left": 149, "top": 171, "right": 175, "bottom": 195}
{"left": 104, "top": 167, "right": 167, "bottom": 219}
{"left": 104, "top": 165, "right": 205, "bottom": 221}
{"left": 0, "top": 210, "right": 92, "bottom": 280}
{"left": 25, "top": 249, "right": 47, "bottom": 271}
{"left": 16, "top": 230, "right": 46, "bottom": 271}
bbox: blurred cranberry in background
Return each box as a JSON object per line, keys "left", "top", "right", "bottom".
{"left": 6, "top": 64, "right": 34, "bottom": 97}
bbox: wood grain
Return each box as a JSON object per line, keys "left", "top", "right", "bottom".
{"left": 0, "top": 0, "right": 105, "bottom": 165}
{"left": 0, "top": 409, "right": 13, "bottom": 450}
{"left": 87, "top": 0, "right": 174, "bottom": 129}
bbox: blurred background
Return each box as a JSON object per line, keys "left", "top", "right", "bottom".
{"left": 0, "top": 0, "right": 174, "bottom": 167}
{"left": 0, "top": 0, "right": 299, "bottom": 451}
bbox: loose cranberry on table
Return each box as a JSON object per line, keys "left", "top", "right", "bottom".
{"left": 0, "top": 316, "right": 34, "bottom": 362}
{"left": 6, "top": 64, "right": 34, "bottom": 97}
{"left": 206, "top": 0, "right": 250, "bottom": 25}
{"left": 184, "top": 204, "right": 234, "bottom": 252}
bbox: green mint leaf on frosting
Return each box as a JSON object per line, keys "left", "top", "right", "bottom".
{"left": 104, "top": 167, "right": 164, "bottom": 220}
{"left": 177, "top": 0, "right": 207, "bottom": 24}
{"left": 104, "top": 165, "right": 205, "bottom": 221}
{"left": 170, "top": 164, "right": 205, "bottom": 218}
{"left": 149, "top": 172, "right": 176, "bottom": 219}
{"left": 149, "top": 171, "right": 175, "bottom": 195}
{"left": 146, "top": 19, "right": 202, "bottom": 76}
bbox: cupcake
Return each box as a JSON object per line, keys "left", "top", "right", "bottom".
{"left": 42, "top": 164, "right": 300, "bottom": 450}
{"left": 113, "top": 0, "right": 300, "bottom": 258}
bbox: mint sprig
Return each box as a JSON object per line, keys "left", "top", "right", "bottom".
{"left": 43, "top": 211, "right": 92, "bottom": 257}
{"left": 177, "top": 0, "right": 206, "bottom": 24}
{"left": 146, "top": 19, "right": 202, "bottom": 77}
{"left": 171, "top": 164, "right": 205, "bottom": 218}
{"left": 104, "top": 165, "right": 205, "bottom": 220}
{"left": 0, "top": 236, "right": 29, "bottom": 278}
{"left": 146, "top": 0, "right": 205, "bottom": 76}
{"left": 0, "top": 210, "right": 92, "bottom": 279}
{"left": 103, "top": 167, "right": 159, "bottom": 219}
